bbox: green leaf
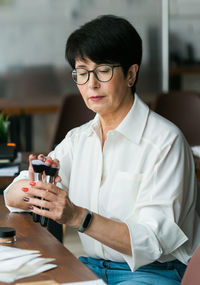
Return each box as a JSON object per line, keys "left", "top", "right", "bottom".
{"left": 0, "top": 112, "right": 10, "bottom": 143}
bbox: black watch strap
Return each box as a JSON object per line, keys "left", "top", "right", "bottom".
{"left": 77, "top": 209, "right": 93, "bottom": 233}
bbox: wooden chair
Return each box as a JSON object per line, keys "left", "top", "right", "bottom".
{"left": 181, "top": 245, "right": 200, "bottom": 285}
{"left": 154, "top": 91, "right": 200, "bottom": 146}
{"left": 50, "top": 93, "right": 95, "bottom": 150}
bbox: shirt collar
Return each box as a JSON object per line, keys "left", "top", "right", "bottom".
{"left": 116, "top": 94, "right": 149, "bottom": 144}
{"left": 88, "top": 94, "right": 149, "bottom": 144}
{"left": 88, "top": 114, "right": 101, "bottom": 137}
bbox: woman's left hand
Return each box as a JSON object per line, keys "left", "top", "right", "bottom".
{"left": 23, "top": 181, "right": 80, "bottom": 226}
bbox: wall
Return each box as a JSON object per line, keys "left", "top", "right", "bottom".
{"left": 0, "top": 0, "right": 161, "bottom": 73}
{"left": 0, "top": 0, "right": 199, "bottom": 80}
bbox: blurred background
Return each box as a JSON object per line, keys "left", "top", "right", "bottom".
{"left": 0, "top": 0, "right": 200, "bottom": 153}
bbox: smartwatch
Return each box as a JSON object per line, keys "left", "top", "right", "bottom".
{"left": 77, "top": 209, "right": 93, "bottom": 233}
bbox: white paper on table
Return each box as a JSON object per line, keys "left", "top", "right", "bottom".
{"left": 0, "top": 245, "right": 57, "bottom": 283}
{"left": 0, "top": 253, "right": 41, "bottom": 272}
{"left": 0, "top": 152, "right": 22, "bottom": 176}
{"left": 0, "top": 258, "right": 57, "bottom": 283}
{"left": 0, "top": 245, "right": 40, "bottom": 261}
{"left": 61, "top": 279, "right": 106, "bottom": 285}
{"left": 0, "top": 165, "right": 19, "bottom": 176}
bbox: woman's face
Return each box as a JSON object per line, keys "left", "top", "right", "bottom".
{"left": 75, "top": 57, "right": 138, "bottom": 119}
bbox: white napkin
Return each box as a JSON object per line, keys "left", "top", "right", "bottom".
{"left": 0, "top": 245, "right": 40, "bottom": 261}
{"left": 0, "top": 253, "right": 41, "bottom": 272}
{"left": 0, "top": 245, "right": 57, "bottom": 283}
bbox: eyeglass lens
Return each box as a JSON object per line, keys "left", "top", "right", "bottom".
{"left": 72, "top": 65, "right": 114, "bottom": 85}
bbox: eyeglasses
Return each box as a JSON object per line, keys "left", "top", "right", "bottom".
{"left": 72, "top": 64, "right": 121, "bottom": 85}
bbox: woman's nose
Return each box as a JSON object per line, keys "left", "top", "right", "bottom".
{"left": 88, "top": 72, "right": 100, "bottom": 88}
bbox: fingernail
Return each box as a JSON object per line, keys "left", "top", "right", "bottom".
{"left": 22, "top": 187, "right": 29, "bottom": 192}
{"left": 29, "top": 181, "right": 36, "bottom": 186}
{"left": 29, "top": 154, "right": 36, "bottom": 159}
{"left": 38, "top": 155, "right": 45, "bottom": 162}
{"left": 23, "top": 197, "right": 29, "bottom": 202}
{"left": 28, "top": 205, "right": 34, "bottom": 210}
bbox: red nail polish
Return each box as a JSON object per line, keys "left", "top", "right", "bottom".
{"left": 29, "top": 181, "right": 36, "bottom": 186}
{"left": 22, "top": 187, "right": 29, "bottom": 192}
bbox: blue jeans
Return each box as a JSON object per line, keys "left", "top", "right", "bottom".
{"left": 79, "top": 256, "right": 186, "bottom": 285}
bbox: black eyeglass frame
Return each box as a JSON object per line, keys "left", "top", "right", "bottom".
{"left": 72, "top": 64, "right": 121, "bottom": 85}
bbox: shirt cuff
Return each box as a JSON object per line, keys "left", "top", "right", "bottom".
{"left": 4, "top": 170, "right": 30, "bottom": 213}
{"left": 123, "top": 216, "right": 188, "bottom": 271}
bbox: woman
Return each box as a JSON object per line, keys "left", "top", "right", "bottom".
{"left": 4, "top": 15, "right": 200, "bottom": 285}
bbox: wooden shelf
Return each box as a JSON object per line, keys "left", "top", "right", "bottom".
{"left": 170, "top": 65, "right": 200, "bottom": 76}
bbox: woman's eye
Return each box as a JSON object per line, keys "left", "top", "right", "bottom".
{"left": 78, "top": 71, "right": 87, "bottom": 76}
{"left": 98, "top": 67, "right": 110, "bottom": 73}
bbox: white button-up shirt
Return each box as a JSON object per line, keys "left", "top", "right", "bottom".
{"left": 4, "top": 94, "right": 200, "bottom": 271}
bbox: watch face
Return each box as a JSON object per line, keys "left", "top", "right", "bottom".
{"left": 83, "top": 212, "right": 92, "bottom": 228}
{"left": 78, "top": 210, "right": 93, "bottom": 232}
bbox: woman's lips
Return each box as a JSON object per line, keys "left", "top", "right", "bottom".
{"left": 89, "top": 96, "right": 105, "bottom": 102}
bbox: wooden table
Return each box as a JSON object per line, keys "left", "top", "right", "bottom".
{"left": 170, "top": 65, "right": 200, "bottom": 76}
{"left": 0, "top": 176, "right": 14, "bottom": 191}
{"left": 0, "top": 196, "right": 97, "bottom": 284}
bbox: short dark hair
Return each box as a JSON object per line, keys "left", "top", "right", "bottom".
{"left": 65, "top": 15, "right": 142, "bottom": 94}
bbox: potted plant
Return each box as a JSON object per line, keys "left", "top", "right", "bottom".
{"left": 0, "top": 113, "right": 10, "bottom": 143}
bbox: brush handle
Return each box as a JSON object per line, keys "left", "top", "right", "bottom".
{"left": 33, "top": 212, "right": 40, "bottom": 222}
{"left": 45, "top": 175, "right": 54, "bottom": 183}
{"left": 40, "top": 215, "right": 49, "bottom": 227}
{"left": 32, "top": 172, "right": 43, "bottom": 223}
{"left": 39, "top": 173, "right": 54, "bottom": 227}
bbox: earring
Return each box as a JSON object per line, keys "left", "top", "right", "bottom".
{"left": 128, "top": 81, "right": 133, "bottom": 87}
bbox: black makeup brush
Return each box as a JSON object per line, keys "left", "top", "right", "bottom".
{"left": 40, "top": 162, "right": 60, "bottom": 227}
{"left": 44, "top": 162, "right": 59, "bottom": 183}
{"left": 31, "top": 160, "right": 45, "bottom": 223}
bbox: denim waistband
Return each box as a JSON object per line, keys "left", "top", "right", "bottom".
{"left": 80, "top": 256, "right": 186, "bottom": 271}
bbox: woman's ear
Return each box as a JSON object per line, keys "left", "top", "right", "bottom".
{"left": 127, "top": 64, "right": 139, "bottom": 87}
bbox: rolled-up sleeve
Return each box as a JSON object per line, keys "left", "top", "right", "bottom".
{"left": 123, "top": 133, "right": 194, "bottom": 271}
